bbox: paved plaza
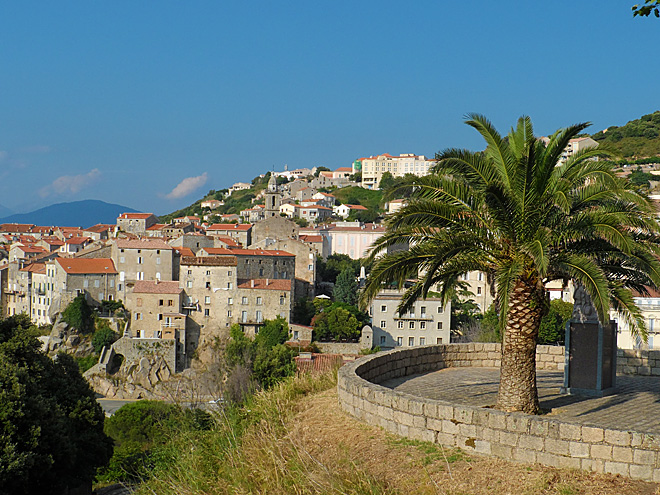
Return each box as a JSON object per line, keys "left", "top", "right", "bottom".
{"left": 381, "top": 368, "right": 660, "bottom": 434}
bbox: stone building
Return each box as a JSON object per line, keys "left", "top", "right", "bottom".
{"left": 46, "top": 257, "right": 118, "bottom": 311}
{"left": 368, "top": 289, "right": 451, "bottom": 350}
{"left": 205, "top": 223, "right": 252, "bottom": 246}
{"left": 168, "top": 233, "right": 215, "bottom": 254}
{"left": 179, "top": 255, "right": 294, "bottom": 337}
{"left": 250, "top": 216, "right": 299, "bottom": 246}
{"left": 126, "top": 280, "right": 187, "bottom": 353}
{"left": 250, "top": 237, "right": 318, "bottom": 299}
{"left": 116, "top": 212, "right": 159, "bottom": 235}
{"left": 111, "top": 238, "right": 174, "bottom": 300}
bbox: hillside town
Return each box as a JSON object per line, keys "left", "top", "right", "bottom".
{"left": 3, "top": 143, "right": 660, "bottom": 387}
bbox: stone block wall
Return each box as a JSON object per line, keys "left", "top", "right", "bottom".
{"left": 617, "top": 348, "right": 660, "bottom": 376}
{"left": 337, "top": 344, "right": 660, "bottom": 482}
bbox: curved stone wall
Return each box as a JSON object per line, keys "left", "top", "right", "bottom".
{"left": 337, "top": 344, "right": 660, "bottom": 482}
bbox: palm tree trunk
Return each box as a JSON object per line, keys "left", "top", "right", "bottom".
{"left": 496, "top": 278, "right": 544, "bottom": 414}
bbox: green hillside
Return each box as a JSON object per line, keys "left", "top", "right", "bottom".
{"left": 591, "top": 111, "right": 660, "bottom": 158}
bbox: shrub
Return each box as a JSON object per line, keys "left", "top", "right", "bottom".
{"left": 61, "top": 294, "right": 94, "bottom": 334}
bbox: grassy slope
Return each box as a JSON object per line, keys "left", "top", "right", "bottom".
{"left": 591, "top": 111, "right": 660, "bottom": 159}
{"left": 133, "top": 372, "right": 657, "bottom": 495}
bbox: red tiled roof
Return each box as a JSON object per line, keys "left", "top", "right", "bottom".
{"left": 346, "top": 204, "right": 368, "bottom": 210}
{"left": 206, "top": 223, "right": 252, "bottom": 231}
{"left": 118, "top": 213, "right": 155, "bottom": 219}
{"left": 16, "top": 246, "right": 48, "bottom": 254}
{"left": 133, "top": 280, "right": 182, "bottom": 294}
{"left": 65, "top": 237, "right": 90, "bottom": 245}
{"left": 115, "top": 238, "right": 173, "bottom": 250}
{"left": 202, "top": 247, "right": 295, "bottom": 257}
{"left": 19, "top": 262, "right": 46, "bottom": 274}
{"left": 294, "top": 353, "right": 345, "bottom": 373}
{"left": 237, "top": 279, "right": 292, "bottom": 291}
{"left": 334, "top": 167, "right": 353, "bottom": 172}
{"left": 146, "top": 223, "right": 168, "bottom": 231}
{"left": 84, "top": 224, "right": 114, "bottom": 233}
{"left": 55, "top": 257, "right": 117, "bottom": 274}
{"left": 0, "top": 224, "right": 34, "bottom": 233}
{"left": 299, "top": 235, "right": 323, "bottom": 243}
{"left": 216, "top": 236, "right": 241, "bottom": 247}
{"left": 173, "top": 247, "right": 195, "bottom": 257}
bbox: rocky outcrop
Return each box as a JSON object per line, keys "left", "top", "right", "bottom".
{"left": 39, "top": 314, "right": 94, "bottom": 357}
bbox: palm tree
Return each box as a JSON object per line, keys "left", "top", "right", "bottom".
{"left": 361, "top": 114, "right": 660, "bottom": 414}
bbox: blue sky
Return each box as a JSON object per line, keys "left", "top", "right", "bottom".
{"left": 0, "top": 1, "right": 657, "bottom": 215}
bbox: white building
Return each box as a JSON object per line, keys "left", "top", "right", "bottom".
{"left": 369, "top": 289, "right": 451, "bottom": 349}
{"left": 357, "top": 153, "right": 435, "bottom": 189}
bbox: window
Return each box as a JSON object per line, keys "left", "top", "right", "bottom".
{"left": 280, "top": 296, "right": 285, "bottom": 305}
{"left": 83, "top": 279, "right": 89, "bottom": 288}
{"left": 477, "top": 287, "right": 482, "bottom": 295}
{"left": 294, "top": 330, "right": 300, "bottom": 340}
{"left": 137, "top": 256, "right": 143, "bottom": 264}
{"left": 137, "top": 272, "right": 144, "bottom": 280}
{"left": 397, "top": 337, "right": 403, "bottom": 346}
{"left": 242, "top": 297, "right": 248, "bottom": 305}
{"left": 187, "top": 281, "right": 193, "bottom": 288}
{"left": 381, "top": 305, "right": 387, "bottom": 312}
{"left": 158, "top": 314, "right": 163, "bottom": 321}
{"left": 205, "top": 296, "right": 211, "bottom": 304}
{"left": 408, "top": 337, "right": 414, "bottom": 346}
{"left": 420, "top": 337, "right": 426, "bottom": 345}
{"left": 156, "top": 257, "right": 161, "bottom": 265}
{"left": 227, "top": 310, "right": 232, "bottom": 317}
{"left": 420, "top": 321, "right": 426, "bottom": 330}
{"left": 206, "top": 270, "right": 211, "bottom": 275}
{"left": 380, "top": 336, "right": 386, "bottom": 345}
{"left": 159, "top": 299, "right": 164, "bottom": 306}
{"left": 204, "top": 309, "right": 210, "bottom": 317}
{"left": 168, "top": 299, "right": 173, "bottom": 306}
{"left": 228, "top": 271, "right": 233, "bottom": 276}
{"left": 256, "top": 297, "right": 262, "bottom": 305}
{"left": 308, "top": 264, "right": 313, "bottom": 271}
{"left": 119, "top": 256, "right": 125, "bottom": 263}
{"left": 157, "top": 250, "right": 161, "bottom": 254}
{"left": 227, "top": 282, "right": 233, "bottom": 289}
{"left": 437, "top": 306, "right": 444, "bottom": 314}
{"left": 109, "top": 280, "right": 114, "bottom": 288}
{"left": 137, "top": 298, "right": 143, "bottom": 307}
{"left": 397, "top": 321, "right": 404, "bottom": 329}
{"left": 437, "top": 338, "right": 443, "bottom": 344}
{"left": 420, "top": 306, "right": 426, "bottom": 317}
{"left": 137, "top": 250, "right": 141, "bottom": 253}
{"left": 99, "top": 292, "right": 104, "bottom": 300}
{"left": 228, "top": 297, "right": 233, "bottom": 305}
{"left": 241, "top": 311, "right": 248, "bottom": 322}
{"left": 188, "top": 269, "right": 192, "bottom": 274}
{"left": 478, "top": 272, "right": 484, "bottom": 281}
{"left": 135, "top": 313, "right": 141, "bottom": 321}
{"left": 409, "top": 321, "right": 415, "bottom": 329}
{"left": 259, "top": 268, "right": 264, "bottom": 276}
{"left": 256, "top": 310, "right": 263, "bottom": 322}
{"left": 206, "top": 282, "right": 211, "bottom": 289}
{"left": 437, "top": 322, "right": 443, "bottom": 329}
{"left": 380, "top": 320, "right": 386, "bottom": 328}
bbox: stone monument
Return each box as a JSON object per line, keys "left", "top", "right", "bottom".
{"left": 562, "top": 283, "right": 617, "bottom": 397}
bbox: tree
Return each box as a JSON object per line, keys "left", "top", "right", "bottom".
{"left": 379, "top": 171, "right": 396, "bottom": 190}
{"left": 315, "top": 166, "right": 331, "bottom": 177}
{"left": 0, "top": 315, "right": 113, "bottom": 494}
{"left": 538, "top": 299, "right": 573, "bottom": 345}
{"left": 61, "top": 293, "right": 94, "bottom": 333}
{"left": 361, "top": 114, "right": 660, "bottom": 414}
{"left": 633, "top": 0, "right": 660, "bottom": 17}
{"left": 92, "top": 325, "right": 118, "bottom": 353}
{"left": 312, "top": 303, "right": 367, "bottom": 342}
{"left": 333, "top": 268, "right": 359, "bottom": 305}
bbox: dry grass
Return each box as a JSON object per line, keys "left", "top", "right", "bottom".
{"left": 135, "top": 372, "right": 660, "bottom": 495}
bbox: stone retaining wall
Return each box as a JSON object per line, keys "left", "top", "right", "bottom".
{"left": 617, "top": 348, "right": 660, "bottom": 376}
{"left": 337, "top": 344, "right": 660, "bottom": 482}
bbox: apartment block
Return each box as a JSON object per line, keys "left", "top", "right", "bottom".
{"left": 369, "top": 289, "right": 451, "bottom": 349}
{"left": 358, "top": 153, "right": 435, "bottom": 189}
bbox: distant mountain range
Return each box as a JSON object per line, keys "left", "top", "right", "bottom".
{"left": 0, "top": 200, "right": 139, "bottom": 228}
{"left": 0, "top": 204, "right": 13, "bottom": 218}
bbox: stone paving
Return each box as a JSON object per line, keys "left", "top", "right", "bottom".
{"left": 381, "top": 368, "right": 660, "bottom": 435}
